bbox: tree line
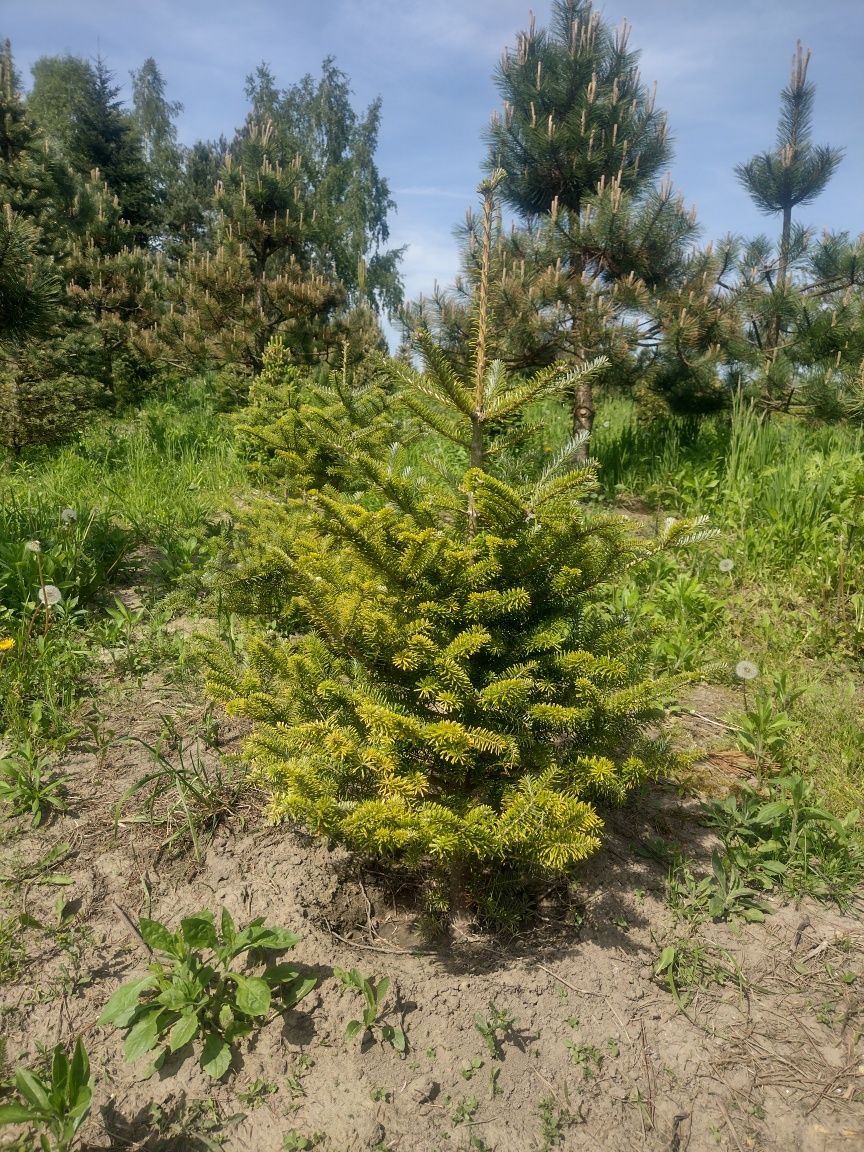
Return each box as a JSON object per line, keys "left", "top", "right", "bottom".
{"left": 1, "top": 0, "right": 863, "bottom": 454}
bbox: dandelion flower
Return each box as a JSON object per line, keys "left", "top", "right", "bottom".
{"left": 718, "top": 558, "right": 734, "bottom": 573}
{"left": 37, "top": 584, "right": 63, "bottom": 607}
{"left": 24, "top": 540, "right": 41, "bottom": 553}
{"left": 0, "top": 637, "right": 15, "bottom": 653}
{"left": 60, "top": 508, "right": 77, "bottom": 526}
{"left": 735, "top": 660, "right": 759, "bottom": 681}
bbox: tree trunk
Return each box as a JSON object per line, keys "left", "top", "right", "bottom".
{"left": 571, "top": 374, "right": 594, "bottom": 461}
{"left": 448, "top": 856, "right": 471, "bottom": 932}
{"left": 771, "top": 201, "right": 793, "bottom": 354}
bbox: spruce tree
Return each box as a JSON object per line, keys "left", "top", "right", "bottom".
{"left": 0, "top": 41, "right": 95, "bottom": 450}
{"left": 207, "top": 174, "right": 703, "bottom": 915}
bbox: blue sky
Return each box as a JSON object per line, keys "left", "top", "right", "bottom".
{"left": 5, "top": 1, "right": 863, "bottom": 304}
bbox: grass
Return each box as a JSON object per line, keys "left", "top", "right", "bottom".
{"left": 590, "top": 392, "right": 864, "bottom": 826}
{"left": 0, "top": 380, "right": 246, "bottom": 749}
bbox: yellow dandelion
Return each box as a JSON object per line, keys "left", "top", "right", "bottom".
{"left": 0, "top": 637, "right": 15, "bottom": 653}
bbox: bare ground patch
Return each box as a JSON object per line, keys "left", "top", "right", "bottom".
{"left": 1, "top": 674, "right": 862, "bottom": 1152}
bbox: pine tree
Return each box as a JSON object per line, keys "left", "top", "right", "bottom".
{"left": 156, "top": 120, "right": 344, "bottom": 379}
{"left": 474, "top": 1, "right": 723, "bottom": 433}
{"left": 736, "top": 42, "right": 842, "bottom": 299}
{"left": 206, "top": 174, "right": 703, "bottom": 915}
{"left": 0, "top": 204, "right": 59, "bottom": 343}
{"left": 732, "top": 43, "right": 861, "bottom": 415}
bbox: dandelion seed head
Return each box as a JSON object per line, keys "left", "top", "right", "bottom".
{"left": 60, "top": 508, "right": 77, "bottom": 526}
{"left": 735, "top": 660, "right": 759, "bottom": 681}
{"left": 24, "top": 540, "right": 41, "bottom": 553}
{"left": 37, "top": 584, "right": 63, "bottom": 607}
{"left": 718, "top": 558, "right": 734, "bottom": 573}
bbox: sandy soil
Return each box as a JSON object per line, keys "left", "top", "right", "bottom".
{"left": 1, "top": 670, "right": 862, "bottom": 1152}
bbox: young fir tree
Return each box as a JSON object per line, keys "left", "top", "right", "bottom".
{"left": 206, "top": 174, "right": 703, "bottom": 915}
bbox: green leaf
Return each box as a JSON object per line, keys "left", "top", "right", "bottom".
{"left": 68, "top": 1083, "right": 92, "bottom": 1124}
{"left": 220, "top": 907, "right": 236, "bottom": 945}
{"left": 389, "top": 1026, "right": 407, "bottom": 1053}
{"left": 168, "top": 1012, "right": 199, "bottom": 1053}
{"left": 124, "top": 1011, "right": 162, "bottom": 1062}
{"left": 753, "top": 801, "right": 789, "bottom": 823}
{"left": 218, "top": 1002, "right": 235, "bottom": 1032}
{"left": 14, "top": 1069, "right": 50, "bottom": 1111}
{"left": 655, "top": 947, "right": 676, "bottom": 975}
{"left": 98, "top": 976, "right": 157, "bottom": 1026}
{"left": 345, "top": 1019, "right": 364, "bottom": 1041}
{"left": 201, "top": 1033, "right": 232, "bottom": 1080}
{"left": 253, "top": 926, "right": 301, "bottom": 951}
{"left": 68, "top": 1038, "right": 90, "bottom": 1096}
{"left": 139, "top": 918, "right": 178, "bottom": 954}
{"left": 235, "top": 975, "right": 271, "bottom": 1017}
{"left": 262, "top": 962, "right": 300, "bottom": 987}
{"left": 743, "top": 908, "right": 766, "bottom": 922}
{"left": 374, "top": 977, "right": 390, "bottom": 1005}
{"left": 50, "top": 1045, "right": 69, "bottom": 1093}
{"left": 281, "top": 974, "right": 317, "bottom": 1009}
{"left": 0, "top": 1102, "right": 37, "bottom": 1125}
{"left": 156, "top": 983, "right": 196, "bottom": 1013}
{"left": 181, "top": 913, "right": 218, "bottom": 950}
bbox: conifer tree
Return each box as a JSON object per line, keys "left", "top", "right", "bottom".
{"left": 29, "top": 53, "right": 157, "bottom": 243}
{"left": 207, "top": 174, "right": 702, "bottom": 915}
{"left": 732, "top": 44, "right": 862, "bottom": 415}
{"left": 736, "top": 42, "right": 842, "bottom": 299}
{"left": 480, "top": 1, "right": 724, "bottom": 432}
{"left": 156, "top": 120, "right": 344, "bottom": 379}
{"left": 0, "top": 41, "right": 97, "bottom": 450}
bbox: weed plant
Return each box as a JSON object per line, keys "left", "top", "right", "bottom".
{"left": 114, "top": 736, "right": 245, "bottom": 863}
{"left": 0, "top": 1039, "right": 92, "bottom": 1152}
{"left": 592, "top": 393, "right": 864, "bottom": 828}
{"left": 99, "top": 909, "right": 315, "bottom": 1079}
{"left": 334, "top": 968, "right": 406, "bottom": 1052}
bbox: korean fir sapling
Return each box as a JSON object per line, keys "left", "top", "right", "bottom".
{"left": 207, "top": 171, "right": 709, "bottom": 912}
